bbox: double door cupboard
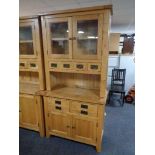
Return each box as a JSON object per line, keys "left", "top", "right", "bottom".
{"left": 19, "top": 5, "right": 112, "bottom": 152}
{"left": 42, "top": 15, "right": 102, "bottom": 60}
{"left": 41, "top": 95, "right": 106, "bottom": 151}
{"left": 19, "top": 17, "right": 45, "bottom": 136}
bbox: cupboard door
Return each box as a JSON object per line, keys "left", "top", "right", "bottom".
{"left": 45, "top": 17, "right": 72, "bottom": 59}
{"left": 19, "top": 94, "right": 38, "bottom": 131}
{"left": 72, "top": 115, "right": 97, "bottom": 145}
{"left": 48, "top": 112, "right": 71, "bottom": 137}
{"left": 19, "top": 21, "right": 37, "bottom": 58}
{"left": 73, "top": 15, "right": 102, "bottom": 60}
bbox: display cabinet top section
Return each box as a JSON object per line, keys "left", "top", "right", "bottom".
{"left": 20, "top": 5, "right": 113, "bottom": 19}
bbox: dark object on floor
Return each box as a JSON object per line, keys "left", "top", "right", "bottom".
{"left": 108, "top": 68, "right": 126, "bottom": 106}
{"left": 19, "top": 104, "right": 135, "bottom": 155}
{"left": 125, "top": 85, "right": 135, "bottom": 104}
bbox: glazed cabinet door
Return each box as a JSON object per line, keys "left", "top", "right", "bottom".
{"left": 72, "top": 115, "right": 97, "bottom": 145}
{"left": 48, "top": 112, "right": 71, "bottom": 137}
{"left": 19, "top": 20, "right": 37, "bottom": 58}
{"left": 45, "top": 17, "right": 72, "bottom": 59}
{"left": 19, "top": 94, "right": 39, "bottom": 131}
{"left": 73, "top": 15, "right": 102, "bottom": 60}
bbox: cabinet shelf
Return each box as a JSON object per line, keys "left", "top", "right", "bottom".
{"left": 37, "top": 86, "right": 102, "bottom": 104}
{"left": 78, "top": 38, "right": 98, "bottom": 40}
{"left": 20, "top": 40, "right": 33, "bottom": 43}
{"left": 52, "top": 38, "right": 68, "bottom": 41}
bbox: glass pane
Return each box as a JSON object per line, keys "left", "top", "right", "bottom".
{"left": 77, "top": 20, "right": 98, "bottom": 55}
{"left": 19, "top": 26, "right": 33, "bottom": 41}
{"left": 50, "top": 22, "right": 69, "bottom": 55}
{"left": 50, "top": 22, "right": 68, "bottom": 38}
{"left": 52, "top": 40, "right": 68, "bottom": 54}
{"left": 19, "top": 43, "right": 34, "bottom": 55}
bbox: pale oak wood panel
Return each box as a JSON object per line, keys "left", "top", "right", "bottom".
{"left": 19, "top": 94, "right": 39, "bottom": 131}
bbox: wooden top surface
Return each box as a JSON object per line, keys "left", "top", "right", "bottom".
{"left": 20, "top": 5, "right": 113, "bottom": 19}
{"left": 36, "top": 86, "right": 107, "bottom": 104}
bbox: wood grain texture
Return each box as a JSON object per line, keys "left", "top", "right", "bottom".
{"left": 19, "top": 17, "right": 45, "bottom": 136}
{"left": 20, "top": 5, "right": 111, "bottom": 152}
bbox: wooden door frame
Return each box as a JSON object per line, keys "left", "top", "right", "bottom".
{"left": 19, "top": 21, "right": 38, "bottom": 59}
{"left": 72, "top": 14, "right": 102, "bottom": 60}
{"left": 45, "top": 17, "right": 72, "bottom": 59}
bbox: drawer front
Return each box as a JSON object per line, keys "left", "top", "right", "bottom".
{"left": 88, "top": 63, "right": 101, "bottom": 72}
{"left": 70, "top": 101, "right": 98, "bottom": 117}
{"left": 28, "top": 62, "right": 38, "bottom": 70}
{"left": 49, "top": 98, "right": 69, "bottom": 113}
{"left": 19, "top": 62, "right": 27, "bottom": 69}
{"left": 61, "top": 62, "right": 73, "bottom": 70}
{"left": 49, "top": 62, "right": 61, "bottom": 70}
{"left": 74, "top": 63, "right": 87, "bottom": 71}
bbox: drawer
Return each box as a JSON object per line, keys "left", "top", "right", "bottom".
{"left": 88, "top": 63, "right": 101, "bottom": 72}
{"left": 74, "top": 63, "right": 87, "bottom": 71}
{"left": 19, "top": 61, "right": 27, "bottom": 69}
{"left": 70, "top": 101, "right": 98, "bottom": 117}
{"left": 61, "top": 62, "right": 73, "bottom": 70}
{"left": 49, "top": 62, "right": 61, "bottom": 70}
{"left": 28, "top": 62, "right": 38, "bottom": 70}
{"left": 48, "top": 98, "right": 69, "bottom": 113}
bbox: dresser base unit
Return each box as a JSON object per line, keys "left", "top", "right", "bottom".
{"left": 19, "top": 94, "right": 45, "bottom": 137}
{"left": 36, "top": 88, "right": 107, "bottom": 152}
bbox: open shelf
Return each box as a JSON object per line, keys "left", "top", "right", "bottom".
{"left": 20, "top": 81, "right": 40, "bottom": 95}
{"left": 46, "top": 86, "right": 100, "bottom": 104}
{"left": 19, "top": 71, "right": 40, "bottom": 94}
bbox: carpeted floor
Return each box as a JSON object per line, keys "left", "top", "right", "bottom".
{"left": 19, "top": 103, "right": 135, "bottom": 155}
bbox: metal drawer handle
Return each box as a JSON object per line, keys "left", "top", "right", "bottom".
{"left": 51, "top": 63, "right": 57, "bottom": 68}
{"left": 55, "top": 106, "right": 61, "bottom": 110}
{"left": 63, "top": 64, "right": 70, "bottom": 68}
{"left": 30, "top": 63, "right": 36, "bottom": 67}
{"left": 81, "top": 104, "right": 88, "bottom": 109}
{"left": 90, "top": 65, "right": 98, "bottom": 70}
{"left": 55, "top": 100, "right": 61, "bottom": 105}
{"left": 20, "top": 63, "right": 25, "bottom": 67}
{"left": 76, "top": 64, "right": 84, "bottom": 69}
{"left": 81, "top": 110, "right": 88, "bottom": 115}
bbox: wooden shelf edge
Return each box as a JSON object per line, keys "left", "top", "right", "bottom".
{"left": 49, "top": 69, "right": 101, "bottom": 75}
